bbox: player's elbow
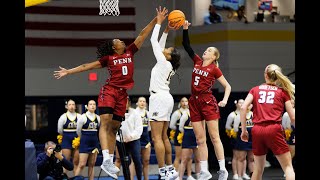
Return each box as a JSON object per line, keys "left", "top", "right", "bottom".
{"left": 225, "top": 83, "right": 231, "bottom": 91}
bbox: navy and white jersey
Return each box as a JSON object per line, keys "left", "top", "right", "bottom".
{"left": 170, "top": 108, "right": 188, "bottom": 146}
{"left": 170, "top": 108, "right": 189, "bottom": 130}
{"left": 282, "top": 111, "right": 295, "bottom": 145}
{"left": 58, "top": 111, "right": 81, "bottom": 149}
{"left": 225, "top": 110, "right": 239, "bottom": 130}
{"left": 58, "top": 112, "right": 81, "bottom": 134}
{"left": 179, "top": 110, "right": 197, "bottom": 149}
{"left": 233, "top": 111, "right": 253, "bottom": 150}
{"left": 138, "top": 108, "right": 150, "bottom": 147}
{"left": 77, "top": 111, "right": 100, "bottom": 136}
{"left": 234, "top": 111, "right": 254, "bottom": 132}
{"left": 77, "top": 111, "right": 100, "bottom": 153}
{"left": 178, "top": 110, "right": 192, "bottom": 133}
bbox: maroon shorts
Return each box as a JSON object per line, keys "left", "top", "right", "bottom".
{"left": 252, "top": 122, "right": 289, "bottom": 156}
{"left": 98, "top": 85, "right": 128, "bottom": 117}
{"left": 189, "top": 94, "right": 220, "bottom": 122}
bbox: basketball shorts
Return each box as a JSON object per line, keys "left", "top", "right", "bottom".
{"left": 98, "top": 85, "right": 128, "bottom": 117}
{"left": 149, "top": 91, "right": 174, "bottom": 121}
{"left": 189, "top": 93, "right": 220, "bottom": 122}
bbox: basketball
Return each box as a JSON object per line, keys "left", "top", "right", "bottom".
{"left": 168, "top": 10, "right": 185, "bottom": 28}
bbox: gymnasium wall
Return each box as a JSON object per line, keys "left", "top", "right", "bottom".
{"left": 25, "top": 0, "right": 295, "bottom": 96}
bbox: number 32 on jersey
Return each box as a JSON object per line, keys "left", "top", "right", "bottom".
{"left": 258, "top": 91, "right": 275, "bottom": 104}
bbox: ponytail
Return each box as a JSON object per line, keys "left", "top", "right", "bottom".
{"left": 266, "top": 64, "right": 295, "bottom": 101}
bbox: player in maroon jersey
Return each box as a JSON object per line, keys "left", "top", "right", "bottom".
{"left": 181, "top": 20, "right": 231, "bottom": 180}
{"left": 240, "top": 64, "right": 295, "bottom": 180}
{"left": 54, "top": 15, "right": 158, "bottom": 179}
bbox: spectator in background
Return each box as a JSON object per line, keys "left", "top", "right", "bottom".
{"left": 237, "top": 5, "right": 248, "bottom": 24}
{"left": 37, "top": 141, "right": 74, "bottom": 180}
{"left": 116, "top": 97, "right": 143, "bottom": 180}
{"left": 204, "top": 4, "right": 223, "bottom": 25}
{"left": 74, "top": 100, "right": 100, "bottom": 180}
{"left": 57, "top": 99, "right": 81, "bottom": 175}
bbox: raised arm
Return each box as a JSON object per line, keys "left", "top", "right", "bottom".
{"left": 54, "top": 60, "right": 102, "bottom": 79}
{"left": 182, "top": 20, "right": 195, "bottom": 59}
{"left": 133, "top": 16, "right": 157, "bottom": 49}
{"left": 150, "top": 6, "right": 169, "bottom": 63}
{"left": 159, "top": 26, "right": 169, "bottom": 51}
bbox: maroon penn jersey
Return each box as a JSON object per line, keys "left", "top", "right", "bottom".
{"left": 191, "top": 54, "right": 223, "bottom": 95}
{"left": 99, "top": 43, "right": 138, "bottom": 89}
{"left": 249, "top": 84, "right": 291, "bottom": 124}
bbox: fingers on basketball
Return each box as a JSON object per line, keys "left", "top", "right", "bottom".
{"left": 168, "top": 10, "right": 186, "bottom": 29}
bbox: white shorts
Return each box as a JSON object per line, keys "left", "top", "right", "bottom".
{"left": 148, "top": 91, "right": 174, "bottom": 121}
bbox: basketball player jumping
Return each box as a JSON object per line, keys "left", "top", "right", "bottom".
{"left": 54, "top": 13, "right": 159, "bottom": 179}
{"left": 148, "top": 6, "right": 181, "bottom": 180}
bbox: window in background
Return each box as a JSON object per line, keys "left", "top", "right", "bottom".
{"left": 25, "top": 104, "right": 48, "bottom": 131}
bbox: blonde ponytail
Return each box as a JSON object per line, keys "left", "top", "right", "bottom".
{"left": 266, "top": 64, "right": 295, "bottom": 101}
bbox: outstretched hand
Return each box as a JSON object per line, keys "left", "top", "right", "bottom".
{"left": 183, "top": 20, "right": 191, "bottom": 30}
{"left": 156, "top": 6, "right": 168, "bottom": 25}
{"left": 54, "top": 66, "right": 68, "bottom": 79}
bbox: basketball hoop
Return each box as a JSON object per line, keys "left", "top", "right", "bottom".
{"left": 99, "top": 0, "right": 120, "bottom": 16}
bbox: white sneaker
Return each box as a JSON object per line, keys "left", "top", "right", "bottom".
{"left": 242, "top": 173, "right": 251, "bottom": 180}
{"left": 100, "top": 159, "right": 120, "bottom": 179}
{"left": 187, "top": 176, "right": 196, "bottom": 180}
{"left": 217, "top": 169, "right": 228, "bottom": 180}
{"left": 233, "top": 174, "right": 239, "bottom": 179}
{"left": 198, "top": 170, "right": 212, "bottom": 180}
{"left": 166, "top": 167, "right": 179, "bottom": 180}
{"left": 264, "top": 160, "right": 271, "bottom": 168}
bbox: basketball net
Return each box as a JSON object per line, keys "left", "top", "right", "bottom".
{"left": 99, "top": 0, "right": 120, "bottom": 16}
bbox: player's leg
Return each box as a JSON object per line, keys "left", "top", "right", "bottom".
{"left": 206, "top": 120, "right": 228, "bottom": 180}
{"left": 99, "top": 86, "right": 126, "bottom": 178}
{"left": 251, "top": 155, "right": 266, "bottom": 180}
{"left": 203, "top": 95, "right": 228, "bottom": 180}
{"left": 150, "top": 121, "right": 166, "bottom": 178}
{"left": 193, "top": 147, "right": 201, "bottom": 179}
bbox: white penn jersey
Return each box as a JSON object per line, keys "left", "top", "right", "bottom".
{"left": 149, "top": 24, "right": 175, "bottom": 93}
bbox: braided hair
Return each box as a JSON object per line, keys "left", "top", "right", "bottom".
{"left": 96, "top": 40, "right": 115, "bottom": 58}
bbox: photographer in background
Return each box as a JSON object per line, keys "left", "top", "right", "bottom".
{"left": 37, "top": 141, "right": 74, "bottom": 180}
